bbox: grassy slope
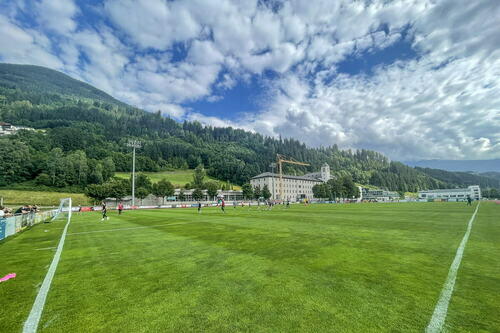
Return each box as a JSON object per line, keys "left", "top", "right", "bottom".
{"left": 0, "top": 190, "right": 90, "bottom": 206}
{"left": 115, "top": 170, "right": 241, "bottom": 190}
{"left": 0, "top": 202, "right": 497, "bottom": 332}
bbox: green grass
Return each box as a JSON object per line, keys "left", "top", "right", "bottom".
{"left": 115, "top": 170, "right": 241, "bottom": 190}
{"left": 115, "top": 169, "right": 200, "bottom": 185}
{"left": 0, "top": 202, "right": 498, "bottom": 332}
{"left": 0, "top": 189, "right": 90, "bottom": 206}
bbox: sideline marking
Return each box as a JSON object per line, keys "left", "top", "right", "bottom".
{"left": 23, "top": 210, "right": 72, "bottom": 333}
{"left": 426, "top": 202, "right": 480, "bottom": 333}
{"left": 67, "top": 221, "right": 193, "bottom": 236}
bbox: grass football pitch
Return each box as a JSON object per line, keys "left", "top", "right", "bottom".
{"left": 114, "top": 170, "right": 241, "bottom": 190}
{"left": 1, "top": 202, "right": 498, "bottom": 332}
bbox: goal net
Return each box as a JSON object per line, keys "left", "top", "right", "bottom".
{"left": 51, "top": 198, "right": 72, "bottom": 222}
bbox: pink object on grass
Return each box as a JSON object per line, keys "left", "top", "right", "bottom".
{"left": 0, "top": 273, "right": 16, "bottom": 282}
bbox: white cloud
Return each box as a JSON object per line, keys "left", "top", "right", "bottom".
{"left": 35, "top": 0, "right": 79, "bottom": 34}
{"left": 186, "top": 112, "right": 245, "bottom": 130}
{"left": 104, "top": 0, "right": 200, "bottom": 50}
{"left": 187, "top": 40, "right": 224, "bottom": 66}
{"left": 147, "top": 103, "right": 187, "bottom": 118}
{"left": 216, "top": 73, "right": 237, "bottom": 90}
{"left": 206, "top": 95, "right": 223, "bottom": 103}
{"left": 0, "top": 14, "right": 62, "bottom": 68}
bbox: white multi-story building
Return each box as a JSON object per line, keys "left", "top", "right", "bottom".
{"left": 361, "top": 188, "right": 400, "bottom": 201}
{"left": 418, "top": 185, "right": 481, "bottom": 201}
{"left": 0, "top": 122, "right": 35, "bottom": 136}
{"left": 250, "top": 163, "right": 331, "bottom": 201}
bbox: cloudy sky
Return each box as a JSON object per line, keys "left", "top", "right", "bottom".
{"left": 1, "top": 0, "right": 499, "bottom": 161}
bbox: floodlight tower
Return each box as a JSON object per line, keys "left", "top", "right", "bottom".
{"left": 127, "top": 139, "right": 142, "bottom": 207}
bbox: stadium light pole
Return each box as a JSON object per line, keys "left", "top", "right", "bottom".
{"left": 127, "top": 140, "right": 142, "bottom": 207}
{"left": 270, "top": 163, "right": 276, "bottom": 200}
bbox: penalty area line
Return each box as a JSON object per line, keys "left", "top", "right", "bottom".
{"left": 426, "top": 202, "right": 480, "bottom": 333}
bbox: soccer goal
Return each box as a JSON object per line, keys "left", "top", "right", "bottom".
{"left": 51, "top": 197, "right": 73, "bottom": 222}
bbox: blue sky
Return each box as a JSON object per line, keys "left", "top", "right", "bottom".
{"left": 0, "top": 0, "right": 499, "bottom": 160}
{"left": 184, "top": 71, "right": 267, "bottom": 120}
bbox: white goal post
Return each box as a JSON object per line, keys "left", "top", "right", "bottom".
{"left": 51, "top": 197, "right": 72, "bottom": 222}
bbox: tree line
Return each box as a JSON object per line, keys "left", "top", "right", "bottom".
{"left": 312, "top": 176, "right": 360, "bottom": 200}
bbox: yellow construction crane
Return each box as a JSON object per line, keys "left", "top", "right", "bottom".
{"left": 276, "top": 154, "right": 310, "bottom": 200}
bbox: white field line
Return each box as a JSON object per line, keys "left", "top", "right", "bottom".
{"left": 23, "top": 212, "right": 72, "bottom": 333}
{"left": 35, "top": 247, "right": 57, "bottom": 251}
{"left": 426, "top": 202, "right": 480, "bottom": 333}
{"left": 66, "top": 221, "right": 193, "bottom": 236}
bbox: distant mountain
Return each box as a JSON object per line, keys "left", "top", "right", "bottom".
{"left": 479, "top": 171, "right": 500, "bottom": 181}
{"left": 0, "top": 63, "right": 126, "bottom": 107}
{"left": 415, "top": 167, "right": 500, "bottom": 189}
{"left": 405, "top": 159, "right": 500, "bottom": 173}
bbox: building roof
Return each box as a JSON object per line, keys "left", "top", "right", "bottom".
{"left": 251, "top": 172, "right": 323, "bottom": 182}
{"left": 418, "top": 188, "right": 472, "bottom": 193}
{"left": 173, "top": 189, "right": 243, "bottom": 194}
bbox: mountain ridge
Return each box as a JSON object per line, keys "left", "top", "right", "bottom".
{"left": 405, "top": 159, "right": 500, "bottom": 173}
{"left": 0, "top": 63, "right": 126, "bottom": 107}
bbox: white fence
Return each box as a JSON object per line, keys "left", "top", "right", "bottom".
{"left": 0, "top": 210, "right": 56, "bottom": 241}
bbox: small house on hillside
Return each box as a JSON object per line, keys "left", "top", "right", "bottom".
{"left": 0, "top": 122, "right": 35, "bottom": 136}
{"left": 0, "top": 122, "right": 13, "bottom": 135}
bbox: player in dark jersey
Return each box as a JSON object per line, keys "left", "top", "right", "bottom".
{"left": 221, "top": 199, "right": 226, "bottom": 213}
{"left": 101, "top": 202, "right": 108, "bottom": 221}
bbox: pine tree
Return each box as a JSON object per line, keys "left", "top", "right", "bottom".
{"left": 262, "top": 185, "right": 271, "bottom": 200}
{"left": 253, "top": 185, "right": 261, "bottom": 200}
{"left": 242, "top": 183, "right": 254, "bottom": 199}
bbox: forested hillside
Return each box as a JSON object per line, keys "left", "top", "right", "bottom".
{"left": 406, "top": 159, "right": 500, "bottom": 172}
{"left": 415, "top": 168, "right": 500, "bottom": 189}
{"left": 0, "top": 63, "right": 125, "bottom": 106}
{"left": 479, "top": 172, "right": 500, "bottom": 181}
{"left": 0, "top": 64, "right": 498, "bottom": 193}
